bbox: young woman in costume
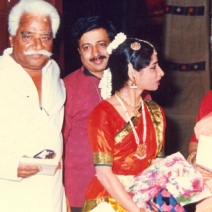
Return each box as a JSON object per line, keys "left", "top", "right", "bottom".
{"left": 82, "top": 33, "right": 165, "bottom": 212}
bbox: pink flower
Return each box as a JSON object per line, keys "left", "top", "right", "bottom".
{"left": 165, "top": 156, "right": 183, "bottom": 167}
{"left": 181, "top": 188, "right": 191, "bottom": 197}
{"left": 192, "top": 179, "right": 203, "bottom": 192}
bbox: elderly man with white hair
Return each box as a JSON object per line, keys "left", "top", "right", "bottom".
{"left": 0, "top": 0, "right": 67, "bottom": 211}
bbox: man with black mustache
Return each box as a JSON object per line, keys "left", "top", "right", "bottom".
{"left": 63, "top": 16, "right": 116, "bottom": 212}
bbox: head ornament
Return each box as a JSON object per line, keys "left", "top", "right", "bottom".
{"left": 100, "top": 33, "right": 157, "bottom": 99}
{"left": 130, "top": 42, "right": 141, "bottom": 51}
{"left": 131, "top": 38, "right": 157, "bottom": 55}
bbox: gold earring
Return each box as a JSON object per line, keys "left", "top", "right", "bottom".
{"left": 130, "top": 76, "right": 137, "bottom": 89}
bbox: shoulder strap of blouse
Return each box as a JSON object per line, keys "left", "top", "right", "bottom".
{"left": 144, "top": 100, "right": 165, "bottom": 158}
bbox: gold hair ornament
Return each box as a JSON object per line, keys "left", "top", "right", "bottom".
{"left": 130, "top": 42, "right": 141, "bottom": 51}
{"left": 130, "top": 39, "right": 157, "bottom": 55}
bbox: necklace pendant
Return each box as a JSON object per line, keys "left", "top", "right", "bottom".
{"left": 135, "top": 143, "right": 147, "bottom": 159}
{"left": 132, "top": 108, "right": 140, "bottom": 117}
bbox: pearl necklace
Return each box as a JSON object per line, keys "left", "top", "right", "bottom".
{"left": 115, "top": 93, "right": 147, "bottom": 159}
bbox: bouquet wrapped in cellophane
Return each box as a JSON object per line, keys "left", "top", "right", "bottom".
{"left": 126, "top": 152, "right": 212, "bottom": 210}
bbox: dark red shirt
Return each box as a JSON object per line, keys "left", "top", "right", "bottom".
{"left": 63, "top": 66, "right": 102, "bottom": 207}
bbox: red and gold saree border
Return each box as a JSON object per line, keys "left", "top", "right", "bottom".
{"left": 114, "top": 116, "right": 139, "bottom": 144}
{"left": 144, "top": 100, "right": 164, "bottom": 158}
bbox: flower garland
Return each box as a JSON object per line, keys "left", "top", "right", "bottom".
{"left": 98, "top": 68, "right": 112, "bottom": 99}
{"left": 107, "top": 32, "right": 127, "bottom": 54}
{"left": 99, "top": 32, "right": 127, "bottom": 99}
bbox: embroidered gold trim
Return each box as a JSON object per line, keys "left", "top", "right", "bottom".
{"left": 82, "top": 197, "right": 109, "bottom": 211}
{"left": 144, "top": 100, "right": 164, "bottom": 157}
{"left": 93, "top": 152, "right": 113, "bottom": 165}
{"left": 114, "top": 116, "right": 139, "bottom": 144}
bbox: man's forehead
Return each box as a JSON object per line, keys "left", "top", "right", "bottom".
{"left": 19, "top": 13, "right": 51, "bottom": 23}
{"left": 79, "top": 28, "right": 110, "bottom": 45}
{"left": 81, "top": 40, "right": 107, "bottom": 46}
{"left": 19, "top": 13, "right": 51, "bottom": 28}
{"left": 16, "top": 13, "right": 53, "bottom": 34}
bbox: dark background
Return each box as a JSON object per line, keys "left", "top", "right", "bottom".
{"left": 62, "top": 0, "right": 164, "bottom": 77}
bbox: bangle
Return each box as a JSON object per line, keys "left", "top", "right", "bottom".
{"left": 187, "top": 152, "right": 196, "bottom": 164}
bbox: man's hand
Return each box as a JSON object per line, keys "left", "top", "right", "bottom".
{"left": 18, "top": 165, "right": 41, "bottom": 178}
{"left": 194, "top": 112, "right": 212, "bottom": 139}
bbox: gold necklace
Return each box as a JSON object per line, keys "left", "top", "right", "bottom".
{"left": 115, "top": 93, "right": 147, "bottom": 160}
{"left": 115, "top": 91, "right": 141, "bottom": 109}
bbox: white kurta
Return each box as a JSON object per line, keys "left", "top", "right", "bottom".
{"left": 0, "top": 48, "right": 66, "bottom": 212}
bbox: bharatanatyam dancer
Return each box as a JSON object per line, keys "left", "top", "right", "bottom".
{"left": 82, "top": 33, "right": 166, "bottom": 212}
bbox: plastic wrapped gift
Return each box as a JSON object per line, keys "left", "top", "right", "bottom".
{"left": 148, "top": 188, "right": 187, "bottom": 212}
{"left": 126, "top": 152, "right": 212, "bottom": 209}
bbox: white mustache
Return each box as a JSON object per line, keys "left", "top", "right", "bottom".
{"left": 24, "top": 50, "right": 53, "bottom": 57}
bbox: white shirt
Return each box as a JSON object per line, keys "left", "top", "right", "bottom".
{"left": 0, "top": 48, "right": 66, "bottom": 212}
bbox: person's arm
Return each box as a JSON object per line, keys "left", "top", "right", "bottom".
{"left": 194, "top": 111, "right": 212, "bottom": 140}
{"left": 88, "top": 104, "right": 152, "bottom": 212}
{"left": 188, "top": 142, "right": 198, "bottom": 156}
{"left": 187, "top": 91, "right": 212, "bottom": 179}
{"left": 188, "top": 140, "right": 212, "bottom": 180}
{"left": 189, "top": 91, "right": 212, "bottom": 143}
{"left": 96, "top": 166, "right": 144, "bottom": 212}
